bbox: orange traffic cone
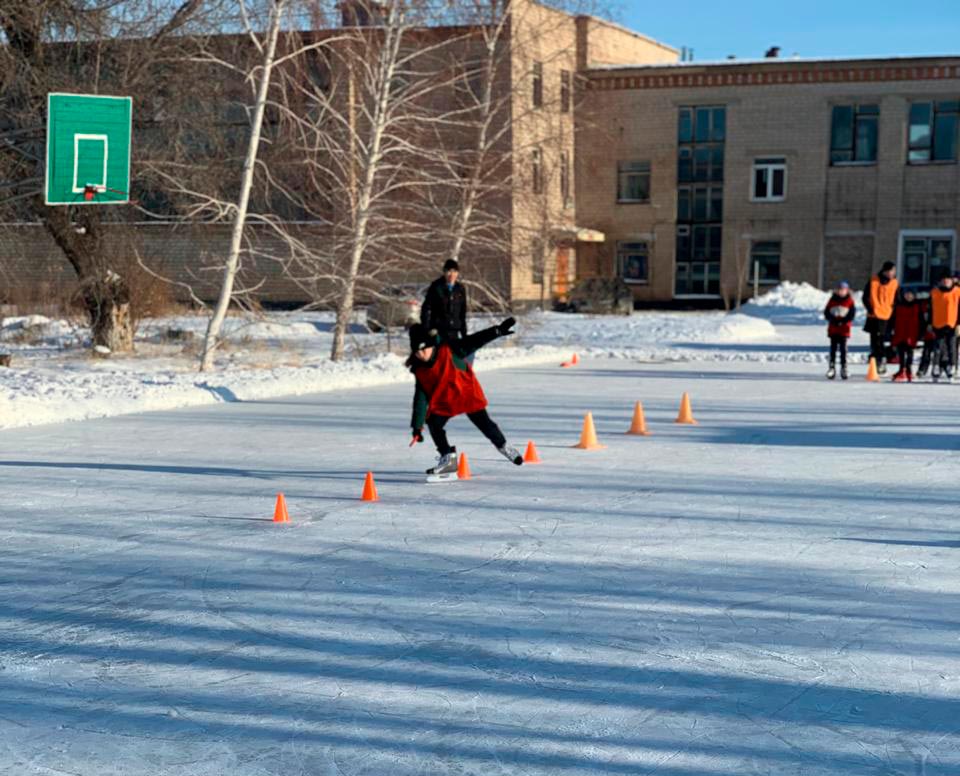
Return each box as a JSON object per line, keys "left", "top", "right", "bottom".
{"left": 523, "top": 440, "right": 542, "bottom": 464}
{"left": 361, "top": 471, "right": 379, "bottom": 502}
{"left": 675, "top": 393, "right": 698, "bottom": 425}
{"left": 866, "top": 357, "right": 880, "bottom": 382}
{"left": 573, "top": 411, "right": 606, "bottom": 450}
{"left": 457, "top": 452, "right": 472, "bottom": 480}
{"left": 273, "top": 492, "right": 290, "bottom": 523}
{"left": 561, "top": 353, "right": 579, "bottom": 368}
{"left": 626, "top": 401, "right": 652, "bottom": 436}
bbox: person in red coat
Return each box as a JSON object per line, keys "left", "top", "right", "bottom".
{"left": 408, "top": 319, "right": 523, "bottom": 476}
{"left": 824, "top": 281, "right": 856, "bottom": 380}
{"left": 890, "top": 288, "right": 926, "bottom": 382}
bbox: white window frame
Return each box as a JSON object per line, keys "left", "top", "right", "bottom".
{"left": 617, "top": 240, "right": 650, "bottom": 285}
{"left": 896, "top": 228, "right": 957, "bottom": 284}
{"left": 750, "top": 157, "right": 787, "bottom": 203}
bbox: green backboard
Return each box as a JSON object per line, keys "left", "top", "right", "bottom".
{"left": 46, "top": 93, "right": 132, "bottom": 206}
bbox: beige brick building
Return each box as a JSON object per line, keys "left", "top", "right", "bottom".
{"left": 576, "top": 57, "right": 960, "bottom": 304}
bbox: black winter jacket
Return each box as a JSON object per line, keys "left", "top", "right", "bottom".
{"left": 421, "top": 277, "right": 467, "bottom": 342}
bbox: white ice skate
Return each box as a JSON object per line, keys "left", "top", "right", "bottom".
{"left": 497, "top": 444, "right": 523, "bottom": 466}
{"left": 426, "top": 450, "right": 459, "bottom": 483}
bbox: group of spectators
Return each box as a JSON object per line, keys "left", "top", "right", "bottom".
{"left": 824, "top": 261, "right": 960, "bottom": 382}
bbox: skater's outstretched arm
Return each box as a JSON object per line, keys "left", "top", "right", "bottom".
{"left": 457, "top": 318, "right": 516, "bottom": 358}
{"left": 411, "top": 384, "right": 429, "bottom": 439}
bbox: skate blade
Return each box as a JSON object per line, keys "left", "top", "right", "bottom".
{"left": 426, "top": 472, "right": 460, "bottom": 483}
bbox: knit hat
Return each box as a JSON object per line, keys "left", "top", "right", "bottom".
{"left": 835, "top": 280, "right": 850, "bottom": 290}
{"left": 443, "top": 258, "right": 460, "bottom": 273}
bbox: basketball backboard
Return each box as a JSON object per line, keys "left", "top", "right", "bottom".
{"left": 45, "top": 93, "right": 132, "bottom": 206}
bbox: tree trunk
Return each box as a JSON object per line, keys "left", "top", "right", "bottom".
{"left": 200, "top": 0, "right": 287, "bottom": 372}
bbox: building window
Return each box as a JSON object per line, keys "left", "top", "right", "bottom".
{"left": 617, "top": 242, "right": 649, "bottom": 284}
{"left": 531, "top": 147, "right": 543, "bottom": 194}
{"left": 751, "top": 241, "right": 782, "bottom": 284}
{"left": 678, "top": 184, "right": 723, "bottom": 222}
{"left": 751, "top": 157, "right": 787, "bottom": 201}
{"left": 560, "top": 70, "right": 571, "bottom": 113}
{"left": 900, "top": 234, "right": 954, "bottom": 286}
{"left": 532, "top": 62, "right": 543, "bottom": 108}
{"left": 908, "top": 101, "right": 959, "bottom": 163}
{"left": 617, "top": 161, "right": 650, "bottom": 203}
{"left": 560, "top": 151, "right": 571, "bottom": 206}
{"left": 677, "top": 106, "right": 725, "bottom": 296}
{"left": 830, "top": 104, "right": 879, "bottom": 164}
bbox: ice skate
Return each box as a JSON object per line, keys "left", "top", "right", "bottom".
{"left": 497, "top": 444, "right": 523, "bottom": 466}
{"left": 841, "top": 365, "right": 849, "bottom": 380}
{"left": 426, "top": 449, "right": 458, "bottom": 482}
{"left": 877, "top": 358, "right": 887, "bottom": 375}
{"left": 892, "top": 370, "right": 908, "bottom": 383}
{"left": 826, "top": 365, "right": 836, "bottom": 380}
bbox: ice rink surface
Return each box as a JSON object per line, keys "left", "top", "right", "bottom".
{"left": 2, "top": 360, "right": 959, "bottom": 775}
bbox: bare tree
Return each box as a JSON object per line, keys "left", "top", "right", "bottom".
{"left": 199, "top": 0, "right": 287, "bottom": 371}
{"left": 0, "top": 0, "right": 217, "bottom": 352}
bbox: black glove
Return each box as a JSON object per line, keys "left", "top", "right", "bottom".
{"left": 497, "top": 317, "right": 516, "bottom": 336}
{"left": 409, "top": 428, "right": 424, "bottom": 447}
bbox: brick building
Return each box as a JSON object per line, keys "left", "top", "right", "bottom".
{"left": 576, "top": 56, "right": 960, "bottom": 304}
{"left": 4, "top": 4, "right": 959, "bottom": 311}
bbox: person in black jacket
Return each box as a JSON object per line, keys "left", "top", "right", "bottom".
{"left": 421, "top": 259, "right": 467, "bottom": 345}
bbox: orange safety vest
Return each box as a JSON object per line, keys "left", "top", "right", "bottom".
{"left": 930, "top": 286, "right": 960, "bottom": 329}
{"left": 867, "top": 277, "right": 898, "bottom": 321}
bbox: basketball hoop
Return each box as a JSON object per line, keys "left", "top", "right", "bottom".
{"left": 83, "top": 185, "right": 97, "bottom": 202}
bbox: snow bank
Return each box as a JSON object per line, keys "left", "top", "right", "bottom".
{"left": 0, "top": 345, "right": 568, "bottom": 430}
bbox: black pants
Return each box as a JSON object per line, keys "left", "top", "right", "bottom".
{"left": 869, "top": 326, "right": 887, "bottom": 363}
{"left": 896, "top": 343, "right": 914, "bottom": 372}
{"left": 427, "top": 409, "right": 506, "bottom": 456}
{"left": 919, "top": 340, "right": 937, "bottom": 372}
{"left": 934, "top": 327, "right": 957, "bottom": 372}
{"left": 829, "top": 336, "right": 848, "bottom": 366}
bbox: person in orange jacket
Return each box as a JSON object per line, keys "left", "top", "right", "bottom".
{"left": 862, "top": 261, "right": 898, "bottom": 374}
{"left": 929, "top": 274, "right": 960, "bottom": 381}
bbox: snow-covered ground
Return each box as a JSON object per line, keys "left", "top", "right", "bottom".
{"left": 0, "top": 283, "right": 874, "bottom": 430}
{"left": 2, "top": 359, "right": 958, "bottom": 775}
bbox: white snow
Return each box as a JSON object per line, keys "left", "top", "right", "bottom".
{"left": 1, "top": 283, "right": 868, "bottom": 430}
{"left": 1, "top": 359, "right": 958, "bottom": 775}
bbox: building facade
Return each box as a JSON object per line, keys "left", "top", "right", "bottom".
{"left": 575, "top": 57, "right": 960, "bottom": 304}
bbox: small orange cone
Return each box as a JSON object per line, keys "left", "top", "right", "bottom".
{"left": 626, "top": 401, "right": 652, "bottom": 436}
{"left": 361, "top": 471, "right": 379, "bottom": 502}
{"left": 675, "top": 393, "right": 698, "bottom": 425}
{"left": 457, "top": 452, "right": 472, "bottom": 480}
{"left": 561, "top": 353, "right": 580, "bottom": 368}
{"left": 573, "top": 411, "right": 606, "bottom": 450}
{"left": 273, "top": 492, "right": 290, "bottom": 523}
{"left": 866, "top": 357, "right": 880, "bottom": 382}
{"left": 523, "top": 440, "right": 542, "bottom": 464}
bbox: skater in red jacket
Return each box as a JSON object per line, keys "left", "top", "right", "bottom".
{"left": 890, "top": 288, "right": 925, "bottom": 382}
{"left": 408, "top": 319, "right": 523, "bottom": 479}
{"left": 824, "top": 281, "right": 855, "bottom": 380}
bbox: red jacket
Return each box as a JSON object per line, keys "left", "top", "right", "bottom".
{"left": 891, "top": 300, "right": 925, "bottom": 348}
{"left": 824, "top": 294, "right": 856, "bottom": 338}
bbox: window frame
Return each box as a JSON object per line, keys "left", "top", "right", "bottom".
{"left": 750, "top": 157, "right": 788, "bottom": 202}
{"left": 560, "top": 150, "right": 571, "bottom": 207}
{"left": 750, "top": 240, "right": 782, "bottom": 285}
{"left": 532, "top": 62, "right": 543, "bottom": 109}
{"left": 617, "top": 160, "right": 651, "bottom": 204}
{"left": 531, "top": 147, "right": 543, "bottom": 194}
{"left": 908, "top": 101, "right": 960, "bottom": 165}
{"left": 617, "top": 241, "right": 650, "bottom": 285}
{"left": 830, "top": 103, "right": 879, "bottom": 166}
{"left": 560, "top": 70, "right": 571, "bottom": 114}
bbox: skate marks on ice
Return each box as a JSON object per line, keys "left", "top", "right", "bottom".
{"left": 3, "top": 362, "right": 960, "bottom": 774}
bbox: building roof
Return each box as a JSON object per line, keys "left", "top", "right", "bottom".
{"left": 590, "top": 53, "right": 960, "bottom": 73}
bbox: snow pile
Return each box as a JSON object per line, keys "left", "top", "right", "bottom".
{"left": 520, "top": 310, "right": 776, "bottom": 350}
{"left": 741, "top": 282, "right": 835, "bottom": 325}
{"left": 0, "top": 344, "right": 568, "bottom": 430}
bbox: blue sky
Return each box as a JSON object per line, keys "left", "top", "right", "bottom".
{"left": 617, "top": 1, "right": 960, "bottom": 62}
